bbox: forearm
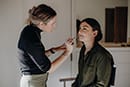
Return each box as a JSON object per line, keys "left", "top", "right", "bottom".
{"left": 47, "top": 38, "right": 74, "bottom": 73}
{"left": 48, "top": 51, "right": 70, "bottom": 73}
{"left": 45, "top": 48, "right": 55, "bottom": 57}
{"left": 45, "top": 46, "right": 65, "bottom": 57}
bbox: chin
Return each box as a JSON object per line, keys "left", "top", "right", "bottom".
{"left": 78, "top": 37, "right": 84, "bottom": 42}
{"left": 47, "top": 30, "right": 53, "bottom": 32}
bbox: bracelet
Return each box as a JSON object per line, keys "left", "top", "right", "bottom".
{"left": 50, "top": 48, "right": 55, "bottom": 54}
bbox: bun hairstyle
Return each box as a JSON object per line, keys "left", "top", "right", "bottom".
{"left": 28, "top": 4, "right": 57, "bottom": 25}
{"left": 81, "top": 18, "right": 103, "bottom": 41}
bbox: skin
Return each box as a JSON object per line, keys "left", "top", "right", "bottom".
{"left": 38, "top": 16, "right": 56, "bottom": 32}
{"left": 78, "top": 22, "right": 98, "bottom": 54}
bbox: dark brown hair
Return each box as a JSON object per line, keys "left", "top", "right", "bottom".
{"left": 28, "top": 4, "right": 57, "bottom": 25}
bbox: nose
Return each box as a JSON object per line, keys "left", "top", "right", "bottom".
{"left": 78, "top": 29, "right": 82, "bottom": 35}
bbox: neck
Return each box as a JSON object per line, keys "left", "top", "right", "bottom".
{"left": 84, "top": 40, "right": 95, "bottom": 54}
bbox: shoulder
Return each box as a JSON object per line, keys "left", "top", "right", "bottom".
{"left": 96, "top": 44, "right": 112, "bottom": 56}
{"left": 94, "top": 44, "right": 113, "bottom": 62}
{"left": 21, "top": 25, "right": 38, "bottom": 40}
{"left": 21, "top": 25, "right": 35, "bottom": 35}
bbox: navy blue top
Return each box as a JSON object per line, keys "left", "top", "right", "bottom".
{"left": 18, "top": 24, "right": 51, "bottom": 75}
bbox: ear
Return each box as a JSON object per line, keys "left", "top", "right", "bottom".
{"left": 39, "top": 21, "right": 45, "bottom": 26}
{"left": 37, "top": 21, "right": 46, "bottom": 31}
{"left": 93, "top": 30, "right": 98, "bottom": 37}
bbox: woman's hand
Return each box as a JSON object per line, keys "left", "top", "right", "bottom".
{"left": 51, "top": 37, "right": 74, "bottom": 53}
{"left": 64, "top": 37, "right": 74, "bottom": 56}
{"left": 51, "top": 43, "right": 66, "bottom": 53}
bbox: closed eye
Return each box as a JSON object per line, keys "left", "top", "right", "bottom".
{"left": 80, "top": 27, "right": 89, "bottom": 31}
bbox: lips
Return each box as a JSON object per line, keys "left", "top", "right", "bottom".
{"left": 78, "top": 35, "right": 84, "bottom": 41}
{"left": 78, "top": 34, "right": 84, "bottom": 38}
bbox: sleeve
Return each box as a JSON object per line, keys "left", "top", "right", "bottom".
{"left": 91, "top": 54, "right": 112, "bottom": 87}
{"left": 72, "top": 46, "right": 85, "bottom": 87}
{"left": 25, "top": 38, "right": 51, "bottom": 73}
{"left": 72, "top": 74, "right": 80, "bottom": 87}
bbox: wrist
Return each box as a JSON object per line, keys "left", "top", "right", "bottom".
{"left": 62, "top": 50, "right": 70, "bottom": 57}
{"left": 50, "top": 48, "right": 55, "bottom": 54}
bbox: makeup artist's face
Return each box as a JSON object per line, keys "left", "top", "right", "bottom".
{"left": 39, "top": 16, "right": 56, "bottom": 32}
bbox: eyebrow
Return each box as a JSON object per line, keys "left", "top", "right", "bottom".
{"left": 80, "top": 25, "right": 89, "bottom": 28}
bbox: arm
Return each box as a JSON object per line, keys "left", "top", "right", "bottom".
{"left": 88, "top": 55, "right": 112, "bottom": 87}
{"left": 25, "top": 41, "right": 51, "bottom": 72}
{"left": 19, "top": 29, "right": 51, "bottom": 73}
{"left": 48, "top": 38, "right": 73, "bottom": 73}
{"left": 45, "top": 44, "right": 66, "bottom": 57}
{"left": 72, "top": 74, "right": 79, "bottom": 87}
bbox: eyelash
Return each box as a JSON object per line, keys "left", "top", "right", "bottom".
{"left": 80, "top": 27, "right": 88, "bottom": 31}
{"left": 83, "top": 28, "right": 87, "bottom": 30}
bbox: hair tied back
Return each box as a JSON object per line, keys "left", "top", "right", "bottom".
{"left": 29, "top": 6, "right": 36, "bottom": 16}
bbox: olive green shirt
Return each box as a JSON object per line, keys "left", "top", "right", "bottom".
{"left": 72, "top": 43, "right": 114, "bottom": 87}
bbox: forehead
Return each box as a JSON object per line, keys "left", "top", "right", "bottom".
{"left": 51, "top": 16, "right": 56, "bottom": 21}
{"left": 47, "top": 16, "right": 56, "bottom": 23}
{"left": 80, "top": 22, "right": 91, "bottom": 27}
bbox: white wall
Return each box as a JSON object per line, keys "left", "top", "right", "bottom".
{"left": 76, "top": 0, "right": 128, "bottom": 41}
{"left": 0, "top": 0, "right": 23, "bottom": 87}
{"left": 107, "top": 48, "right": 130, "bottom": 87}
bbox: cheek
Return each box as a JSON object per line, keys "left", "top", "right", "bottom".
{"left": 48, "top": 25, "right": 55, "bottom": 32}
{"left": 78, "top": 31, "right": 87, "bottom": 37}
{"left": 53, "top": 23, "right": 56, "bottom": 28}
{"left": 42, "top": 25, "right": 51, "bottom": 32}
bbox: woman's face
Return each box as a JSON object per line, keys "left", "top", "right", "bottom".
{"left": 39, "top": 16, "right": 56, "bottom": 32}
{"left": 78, "top": 22, "right": 97, "bottom": 43}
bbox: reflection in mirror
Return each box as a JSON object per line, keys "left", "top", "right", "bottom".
{"left": 75, "top": 0, "right": 128, "bottom": 47}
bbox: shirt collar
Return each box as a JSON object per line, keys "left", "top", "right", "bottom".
{"left": 30, "top": 24, "right": 43, "bottom": 33}
{"left": 83, "top": 42, "right": 99, "bottom": 55}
